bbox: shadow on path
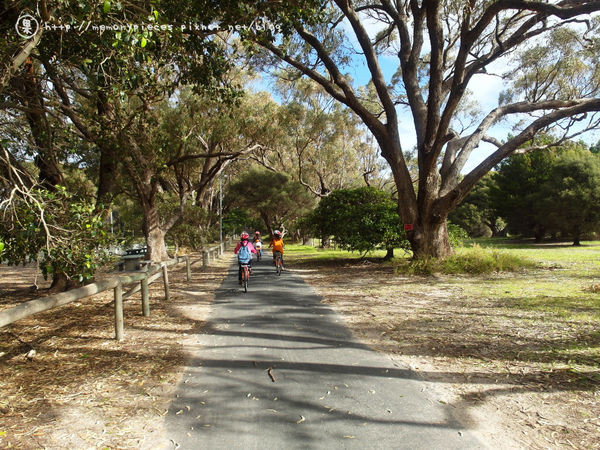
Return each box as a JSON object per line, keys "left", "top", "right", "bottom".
{"left": 164, "top": 260, "right": 484, "bottom": 449}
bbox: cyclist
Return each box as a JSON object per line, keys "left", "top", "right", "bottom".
{"left": 252, "top": 231, "right": 263, "bottom": 260}
{"left": 234, "top": 232, "right": 257, "bottom": 285}
{"left": 268, "top": 230, "right": 285, "bottom": 270}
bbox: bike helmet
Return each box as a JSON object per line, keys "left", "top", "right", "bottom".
{"left": 241, "top": 232, "right": 249, "bottom": 240}
{"left": 273, "top": 230, "right": 282, "bottom": 238}
{"left": 255, "top": 231, "right": 261, "bottom": 235}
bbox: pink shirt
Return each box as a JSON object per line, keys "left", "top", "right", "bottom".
{"left": 234, "top": 240, "right": 257, "bottom": 254}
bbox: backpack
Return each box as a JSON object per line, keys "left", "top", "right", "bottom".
{"left": 238, "top": 242, "right": 251, "bottom": 263}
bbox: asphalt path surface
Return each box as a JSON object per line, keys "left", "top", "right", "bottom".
{"left": 164, "top": 256, "right": 483, "bottom": 449}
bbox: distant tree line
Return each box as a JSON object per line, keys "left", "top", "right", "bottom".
{"left": 449, "top": 139, "right": 600, "bottom": 245}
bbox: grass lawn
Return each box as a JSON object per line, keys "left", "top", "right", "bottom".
{"left": 287, "top": 239, "right": 600, "bottom": 448}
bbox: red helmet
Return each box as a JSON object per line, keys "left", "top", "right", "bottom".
{"left": 255, "top": 231, "right": 261, "bottom": 235}
{"left": 273, "top": 230, "right": 281, "bottom": 237}
{"left": 241, "top": 232, "right": 249, "bottom": 240}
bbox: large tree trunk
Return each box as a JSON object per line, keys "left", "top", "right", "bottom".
{"left": 16, "top": 58, "right": 63, "bottom": 189}
{"left": 16, "top": 58, "right": 69, "bottom": 289}
{"left": 408, "top": 218, "right": 452, "bottom": 259}
{"left": 48, "top": 272, "right": 81, "bottom": 293}
{"left": 143, "top": 204, "right": 170, "bottom": 262}
{"left": 96, "top": 91, "right": 119, "bottom": 206}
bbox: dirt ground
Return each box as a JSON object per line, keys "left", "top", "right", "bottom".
{"left": 2, "top": 255, "right": 599, "bottom": 449}
{"left": 291, "top": 259, "right": 600, "bottom": 450}
{"left": 0, "top": 255, "right": 231, "bottom": 449}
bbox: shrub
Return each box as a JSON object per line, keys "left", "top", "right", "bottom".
{"left": 448, "top": 222, "right": 469, "bottom": 249}
{"left": 305, "top": 187, "right": 410, "bottom": 255}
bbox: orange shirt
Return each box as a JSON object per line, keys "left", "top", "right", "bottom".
{"left": 269, "top": 238, "right": 284, "bottom": 253}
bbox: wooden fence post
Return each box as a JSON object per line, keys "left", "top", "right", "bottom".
{"left": 185, "top": 256, "right": 191, "bottom": 282}
{"left": 114, "top": 282, "right": 124, "bottom": 341}
{"left": 162, "top": 264, "right": 170, "bottom": 301}
{"left": 203, "top": 250, "right": 209, "bottom": 269}
{"left": 141, "top": 275, "right": 150, "bottom": 317}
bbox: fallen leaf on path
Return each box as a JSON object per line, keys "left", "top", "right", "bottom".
{"left": 296, "top": 415, "right": 305, "bottom": 424}
{"left": 267, "top": 368, "right": 276, "bottom": 382}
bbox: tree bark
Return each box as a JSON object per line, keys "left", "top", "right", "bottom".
{"left": 408, "top": 219, "right": 452, "bottom": 259}
{"left": 15, "top": 58, "right": 70, "bottom": 289}
{"left": 48, "top": 272, "right": 80, "bottom": 293}
{"left": 16, "top": 58, "right": 63, "bottom": 189}
{"left": 96, "top": 91, "right": 119, "bottom": 206}
{"left": 143, "top": 204, "right": 170, "bottom": 262}
{"left": 384, "top": 247, "right": 394, "bottom": 260}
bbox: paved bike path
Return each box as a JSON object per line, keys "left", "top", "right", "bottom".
{"left": 163, "top": 257, "right": 483, "bottom": 449}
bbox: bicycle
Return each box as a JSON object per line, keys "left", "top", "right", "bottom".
{"left": 255, "top": 243, "right": 262, "bottom": 261}
{"left": 240, "top": 263, "right": 251, "bottom": 292}
{"left": 274, "top": 252, "right": 283, "bottom": 276}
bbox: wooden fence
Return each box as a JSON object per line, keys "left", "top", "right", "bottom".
{"left": 0, "top": 243, "right": 226, "bottom": 341}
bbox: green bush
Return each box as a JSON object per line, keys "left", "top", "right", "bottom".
{"left": 394, "top": 245, "right": 535, "bottom": 276}
{"left": 448, "top": 222, "right": 469, "bottom": 249}
{"left": 305, "top": 187, "right": 410, "bottom": 255}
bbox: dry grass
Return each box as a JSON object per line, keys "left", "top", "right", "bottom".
{"left": 291, "top": 257, "right": 600, "bottom": 450}
{"left": 0, "top": 254, "right": 231, "bottom": 449}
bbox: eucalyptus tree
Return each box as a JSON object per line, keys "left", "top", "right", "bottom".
{"left": 119, "top": 88, "right": 268, "bottom": 261}
{"left": 213, "top": 0, "right": 600, "bottom": 258}
{"left": 251, "top": 78, "right": 375, "bottom": 197}
{"left": 0, "top": 0, "right": 255, "bottom": 281}
{"left": 226, "top": 168, "right": 315, "bottom": 233}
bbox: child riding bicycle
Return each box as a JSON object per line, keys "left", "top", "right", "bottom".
{"left": 252, "top": 231, "right": 263, "bottom": 259}
{"left": 234, "top": 232, "right": 257, "bottom": 285}
{"left": 268, "top": 230, "right": 285, "bottom": 270}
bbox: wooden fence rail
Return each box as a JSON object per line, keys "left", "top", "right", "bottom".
{"left": 0, "top": 242, "right": 229, "bottom": 341}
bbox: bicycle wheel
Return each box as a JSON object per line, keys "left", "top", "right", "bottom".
{"left": 243, "top": 266, "right": 249, "bottom": 292}
{"left": 276, "top": 257, "right": 282, "bottom": 276}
